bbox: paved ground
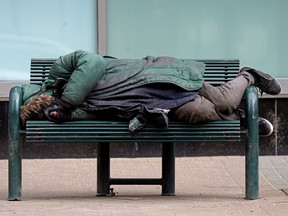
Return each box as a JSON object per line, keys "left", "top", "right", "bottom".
{"left": 1, "top": 156, "right": 288, "bottom": 215}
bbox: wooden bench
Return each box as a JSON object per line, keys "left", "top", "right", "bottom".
{"left": 8, "top": 58, "right": 259, "bottom": 200}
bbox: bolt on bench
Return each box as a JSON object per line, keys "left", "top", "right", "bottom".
{"left": 8, "top": 59, "right": 259, "bottom": 200}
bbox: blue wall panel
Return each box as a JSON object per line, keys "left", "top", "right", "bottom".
{"left": 107, "top": 0, "right": 288, "bottom": 78}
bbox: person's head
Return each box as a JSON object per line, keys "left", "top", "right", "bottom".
{"left": 20, "top": 95, "right": 55, "bottom": 123}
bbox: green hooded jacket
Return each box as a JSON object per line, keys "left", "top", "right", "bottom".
{"left": 23, "top": 50, "right": 205, "bottom": 107}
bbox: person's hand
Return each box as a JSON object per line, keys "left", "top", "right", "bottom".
{"left": 44, "top": 99, "right": 74, "bottom": 122}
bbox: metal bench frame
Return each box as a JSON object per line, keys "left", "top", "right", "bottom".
{"left": 8, "top": 59, "right": 259, "bottom": 200}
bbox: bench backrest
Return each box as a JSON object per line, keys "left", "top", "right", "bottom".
{"left": 30, "top": 59, "right": 239, "bottom": 85}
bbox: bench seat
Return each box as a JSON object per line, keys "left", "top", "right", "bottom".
{"left": 24, "top": 120, "right": 243, "bottom": 143}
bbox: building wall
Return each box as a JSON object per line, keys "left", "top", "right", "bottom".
{"left": 0, "top": 0, "right": 97, "bottom": 80}
{"left": 1, "top": 0, "right": 288, "bottom": 80}
{"left": 106, "top": 0, "right": 288, "bottom": 78}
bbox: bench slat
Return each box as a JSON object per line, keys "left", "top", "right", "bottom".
{"left": 25, "top": 136, "right": 241, "bottom": 143}
{"left": 24, "top": 120, "right": 243, "bottom": 143}
{"left": 26, "top": 120, "right": 240, "bottom": 128}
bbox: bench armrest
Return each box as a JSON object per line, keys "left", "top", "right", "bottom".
{"left": 245, "top": 86, "right": 259, "bottom": 137}
{"left": 8, "top": 86, "right": 22, "bottom": 132}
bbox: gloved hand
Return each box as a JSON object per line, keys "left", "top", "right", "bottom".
{"left": 44, "top": 99, "right": 75, "bottom": 123}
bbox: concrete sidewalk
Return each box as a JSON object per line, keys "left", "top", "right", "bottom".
{"left": 1, "top": 156, "right": 288, "bottom": 215}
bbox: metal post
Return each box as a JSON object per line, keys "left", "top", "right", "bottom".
{"left": 97, "top": 0, "right": 107, "bottom": 55}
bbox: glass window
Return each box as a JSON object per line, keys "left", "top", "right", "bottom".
{"left": 0, "top": 0, "right": 97, "bottom": 80}
{"left": 107, "top": 0, "right": 288, "bottom": 78}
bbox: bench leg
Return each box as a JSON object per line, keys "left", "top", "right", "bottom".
{"left": 162, "top": 142, "right": 175, "bottom": 196}
{"left": 8, "top": 86, "right": 22, "bottom": 201}
{"left": 245, "top": 86, "right": 259, "bottom": 200}
{"left": 8, "top": 137, "right": 22, "bottom": 201}
{"left": 97, "top": 142, "right": 111, "bottom": 196}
